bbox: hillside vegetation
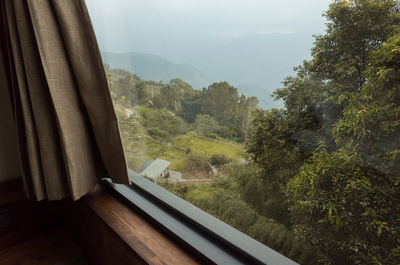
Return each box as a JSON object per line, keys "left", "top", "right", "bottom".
{"left": 106, "top": 63, "right": 319, "bottom": 263}
{"left": 107, "top": 1, "right": 400, "bottom": 264}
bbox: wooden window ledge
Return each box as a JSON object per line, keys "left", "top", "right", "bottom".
{"left": 63, "top": 176, "right": 299, "bottom": 265}
{"left": 63, "top": 184, "right": 207, "bottom": 265}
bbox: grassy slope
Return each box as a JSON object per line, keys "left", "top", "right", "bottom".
{"left": 174, "top": 135, "right": 245, "bottom": 161}
{"left": 130, "top": 134, "right": 245, "bottom": 172}
{"left": 115, "top": 103, "right": 245, "bottom": 172}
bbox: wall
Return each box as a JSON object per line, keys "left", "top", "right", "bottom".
{"left": 0, "top": 49, "right": 21, "bottom": 183}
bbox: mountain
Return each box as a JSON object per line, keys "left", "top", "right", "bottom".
{"left": 184, "top": 32, "right": 313, "bottom": 85}
{"left": 101, "top": 32, "right": 314, "bottom": 109}
{"left": 182, "top": 32, "right": 313, "bottom": 108}
{"left": 236, "top": 83, "right": 279, "bottom": 109}
{"left": 101, "top": 52, "right": 211, "bottom": 90}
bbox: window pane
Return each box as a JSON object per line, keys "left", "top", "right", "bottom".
{"left": 87, "top": 1, "right": 400, "bottom": 264}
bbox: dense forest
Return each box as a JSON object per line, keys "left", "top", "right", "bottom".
{"left": 106, "top": 1, "right": 400, "bottom": 264}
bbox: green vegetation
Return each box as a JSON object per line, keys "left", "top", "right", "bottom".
{"left": 107, "top": 1, "right": 400, "bottom": 264}
{"left": 245, "top": 1, "right": 400, "bottom": 264}
{"left": 174, "top": 134, "right": 245, "bottom": 162}
{"left": 162, "top": 165, "right": 320, "bottom": 264}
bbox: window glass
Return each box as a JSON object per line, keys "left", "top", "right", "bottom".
{"left": 86, "top": 1, "right": 400, "bottom": 264}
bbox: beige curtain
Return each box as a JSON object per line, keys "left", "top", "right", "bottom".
{"left": 0, "top": 0, "right": 129, "bottom": 201}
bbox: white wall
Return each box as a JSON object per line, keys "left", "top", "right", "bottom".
{"left": 0, "top": 50, "right": 21, "bottom": 183}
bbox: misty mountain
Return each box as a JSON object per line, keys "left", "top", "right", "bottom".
{"left": 183, "top": 32, "right": 314, "bottom": 108}
{"left": 186, "top": 32, "right": 313, "bottom": 85}
{"left": 101, "top": 32, "right": 315, "bottom": 109}
{"left": 236, "top": 83, "right": 278, "bottom": 109}
{"left": 101, "top": 52, "right": 211, "bottom": 90}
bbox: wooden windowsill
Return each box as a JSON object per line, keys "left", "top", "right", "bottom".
{"left": 64, "top": 184, "right": 207, "bottom": 265}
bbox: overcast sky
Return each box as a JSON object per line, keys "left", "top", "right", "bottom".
{"left": 86, "top": 0, "right": 333, "bottom": 54}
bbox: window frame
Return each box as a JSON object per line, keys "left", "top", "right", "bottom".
{"left": 102, "top": 169, "right": 298, "bottom": 265}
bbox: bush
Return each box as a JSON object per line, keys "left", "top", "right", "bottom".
{"left": 186, "top": 153, "right": 209, "bottom": 172}
{"left": 182, "top": 185, "right": 321, "bottom": 264}
{"left": 209, "top": 154, "right": 231, "bottom": 166}
{"left": 139, "top": 107, "right": 188, "bottom": 141}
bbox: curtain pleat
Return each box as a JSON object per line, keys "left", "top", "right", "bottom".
{"left": 0, "top": 0, "right": 129, "bottom": 201}
{"left": 50, "top": 0, "right": 129, "bottom": 186}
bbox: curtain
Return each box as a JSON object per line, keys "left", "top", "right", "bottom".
{"left": 0, "top": 0, "right": 129, "bottom": 201}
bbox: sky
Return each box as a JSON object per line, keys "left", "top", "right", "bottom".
{"left": 86, "top": 0, "right": 333, "bottom": 54}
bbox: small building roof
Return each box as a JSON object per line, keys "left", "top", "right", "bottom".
{"left": 137, "top": 159, "right": 154, "bottom": 173}
{"left": 139, "top": 158, "right": 171, "bottom": 180}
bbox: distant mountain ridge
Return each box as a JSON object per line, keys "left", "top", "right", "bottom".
{"left": 101, "top": 32, "right": 314, "bottom": 109}
{"left": 236, "top": 83, "right": 277, "bottom": 109}
{"left": 101, "top": 52, "right": 211, "bottom": 90}
{"left": 101, "top": 51, "right": 280, "bottom": 109}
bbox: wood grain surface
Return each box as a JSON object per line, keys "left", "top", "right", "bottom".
{"left": 64, "top": 185, "right": 203, "bottom": 265}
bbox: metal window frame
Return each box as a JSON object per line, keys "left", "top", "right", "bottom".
{"left": 102, "top": 169, "right": 298, "bottom": 265}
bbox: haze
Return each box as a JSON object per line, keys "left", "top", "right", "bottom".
{"left": 86, "top": 0, "right": 333, "bottom": 108}
{"left": 87, "top": 0, "right": 331, "bottom": 54}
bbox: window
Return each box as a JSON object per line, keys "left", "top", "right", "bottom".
{"left": 86, "top": 1, "right": 400, "bottom": 265}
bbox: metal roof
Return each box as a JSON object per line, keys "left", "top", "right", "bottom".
{"left": 139, "top": 158, "right": 171, "bottom": 179}
{"left": 137, "top": 159, "right": 154, "bottom": 173}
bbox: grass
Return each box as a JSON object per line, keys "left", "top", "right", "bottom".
{"left": 173, "top": 134, "right": 245, "bottom": 162}
{"left": 126, "top": 134, "right": 245, "bottom": 173}
{"left": 126, "top": 138, "right": 189, "bottom": 172}
{"left": 115, "top": 103, "right": 245, "bottom": 173}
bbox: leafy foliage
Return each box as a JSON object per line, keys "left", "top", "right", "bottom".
{"left": 209, "top": 153, "right": 231, "bottom": 166}
{"left": 288, "top": 32, "right": 400, "bottom": 265}
{"left": 246, "top": 1, "right": 400, "bottom": 264}
{"left": 288, "top": 146, "right": 400, "bottom": 264}
{"left": 138, "top": 106, "right": 188, "bottom": 141}
{"left": 106, "top": 2, "right": 400, "bottom": 263}
{"left": 165, "top": 175, "right": 322, "bottom": 265}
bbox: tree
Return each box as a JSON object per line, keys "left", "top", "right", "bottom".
{"left": 202, "top": 82, "right": 239, "bottom": 125}
{"left": 246, "top": 109, "right": 307, "bottom": 226}
{"left": 334, "top": 33, "right": 400, "bottom": 176}
{"left": 160, "top": 84, "right": 181, "bottom": 111}
{"left": 273, "top": 0, "right": 400, "bottom": 153}
{"left": 311, "top": 0, "right": 400, "bottom": 103}
{"left": 194, "top": 114, "right": 223, "bottom": 138}
{"left": 178, "top": 91, "right": 203, "bottom": 123}
{"left": 287, "top": 145, "right": 400, "bottom": 265}
{"left": 160, "top": 79, "right": 195, "bottom": 112}
{"left": 115, "top": 74, "right": 136, "bottom": 105}
{"left": 246, "top": 1, "right": 400, "bottom": 263}
{"left": 135, "top": 81, "right": 150, "bottom": 105}
{"left": 139, "top": 107, "right": 187, "bottom": 141}
{"left": 287, "top": 23, "right": 400, "bottom": 265}
{"left": 237, "top": 95, "right": 259, "bottom": 139}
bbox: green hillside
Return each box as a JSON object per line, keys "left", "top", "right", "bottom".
{"left": 106, "top": 4, "right": 400, "bottom": 261}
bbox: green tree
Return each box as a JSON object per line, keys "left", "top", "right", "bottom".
{"left": 237, "top": 95, "right": 259, "bottom": 138}
{"left": 194, "top": 114, "right": 226, "bottom": 138}
{"left": 160, "top": 79, "right": 195, "bottom": 111}
{"left": 334, "top": 33, "right": 400, "bottom": 176}
{"left": 202, "top": 82, "right": 239, "bottom": 124}
{"left": 246, "top": 109, "right": 307, "bottom": 226}
{"left": 287, "top": 28, "right": 400, "bottom": 265}
{"left": 178, "top": 91, "right": 203, "bottom": 123}
{"left": 139, "top": 107, "right": 187, "bottom": 141}
{"left": 273, "top": 0, "right": 400, "bottom": 153}
{"left": 115, "top": 74, "right": 136, "bottom": 105}
{"left": 246, "top": 1, "right": 400, "bottom": 263}
{"left": 135, "top": 81, "right": 150, "bottom": 105}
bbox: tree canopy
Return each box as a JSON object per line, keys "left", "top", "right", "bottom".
{"left": 246, "top": 1, "right": 400, "bottom": 264}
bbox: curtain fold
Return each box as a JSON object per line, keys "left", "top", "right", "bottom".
{"left": 0, "top": 0, "right": 129, "bottom": 201}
